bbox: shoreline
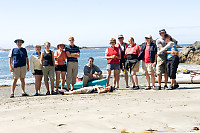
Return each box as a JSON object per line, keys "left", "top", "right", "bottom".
{"left": 0, "top": 80, "right": 200, "bottom": 132}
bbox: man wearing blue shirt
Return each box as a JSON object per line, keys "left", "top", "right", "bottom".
{"left": 8, "top": 39, "right": 29, "bottom": 98}
{"left": 65, "top": 36, "right": 80, "bottom": 91}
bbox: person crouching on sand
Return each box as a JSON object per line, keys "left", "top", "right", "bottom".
{"left": 125, "top": 37, "right": 141, "bottom": 90}
{"left": 83, "top": 57, "right": 103, "bottom": 87}
{"left": 60, "top": 85, "right": 113, "bottom": 95}
{"left": 30, "top": 45, "right": 43, "bottom": 96}
{"left": 105, "top": 38, "right": 121, "bottom": 88}
{"left": 158, "top": 34, "right": 179, "bottom": 90}
{"left": 54, "top": 43, "right": 67, "bottom": 93}
{"left": 138, "top": 35, "right": 157, "bottom": 90}
{"left": 8, "top": 38, "right": 29, "bottom": 98}
{"left": 40, "top": 42, "right": 56, "bottom": 95}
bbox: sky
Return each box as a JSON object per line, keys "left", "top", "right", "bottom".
{"left": 0, "top": 0, "right": 200, "bottom": 49}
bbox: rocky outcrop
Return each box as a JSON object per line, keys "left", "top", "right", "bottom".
{"left": 179, "top": 41, "right": 200, "bottom": 64}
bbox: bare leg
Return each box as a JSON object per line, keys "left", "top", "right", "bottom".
{"left": 20, "top": 78, "right": 25, "bottom": 93}
{"left": 125, "top": 72, "right": 129, "bottom": 87}
{"left": 164, "top": 73, "right": 168, "bottom": 86}
{"left": 151, "top": 74, "right": 155, "bottom": 87}
{"left": 11, "top": 79, "right": 18, "bottom": 94}
{"left": 51, "top": 81, "right": 54, "bottom": 91}
{"left": 71, "top": 84, "right": 74, "bottom": 90}
{"left": 56, "top": 71, "right": 61, "bottom": 90}
{"left": 106, "top": 70, "right": 111, "bottom": 87}
{"left": 35, "top": 75, "right": 41, "bottom": 94}
{"left": 64, "top": 89, "right": 82, "bottom": 95}
{"left": 67, "top": 84, "right": 70, "bottom": 90}
{"left": 61, "top": 72, "right": 66, "bottom": 89}
{"left": 131, "top": 71, "right": 138, "bottom": 86}
{"left": 114, "top": 70, "right": 119, "bottom": 88}
{"left": 45, "top": 81, "right": 49, "bottom": 91}
{"left": 157, "top": 74, "right": 162, "bottom": 86}
{"left": 145, "top": 72, "right": 151, "bottom": 87}
{"left": 38, "top": 75, "right": 43, "bottom": 93}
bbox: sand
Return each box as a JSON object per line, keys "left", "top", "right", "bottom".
{"left": 0, "top": 76, "right": 200, "bottom": 133}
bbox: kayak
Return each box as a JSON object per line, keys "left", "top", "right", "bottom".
{"left": 55, "top": 78, "right": 108, "bottom": 89}
{"left": 176, "top": 73, "right": 200, "bottom": 84}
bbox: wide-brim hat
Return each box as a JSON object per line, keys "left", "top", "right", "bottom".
{"left": 14, "top": 39, "right": 24, "bottom": 43}
{"left": 57, "top": 43, "right": 65, "bottom": 49}
{"left": 159, "top": 29, "right": 166, "bottom": 34}
{"left": 145, "top": 34, "right": 152, "bottom": 39}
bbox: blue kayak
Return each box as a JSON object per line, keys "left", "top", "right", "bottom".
{"left": 55, "top": 78, "right": 108, "bottom": 89}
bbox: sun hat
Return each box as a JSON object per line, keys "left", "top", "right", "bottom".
{"left": 145, "top": 34, "right": 152, "bottom": 39}
{"left": 57, "top": 43, "right": 66, "bottom": 49}
{"left": 118, "top": 35, "right": 124, "bottom": 39}
{"left": 14, "top": 38, "right": 24, "bottom": 43}
{"left": 159, "top": 29, "right": 166, "bottom": 34}
{"left": 109, "top": 38, "right": 116, "bottom": 44}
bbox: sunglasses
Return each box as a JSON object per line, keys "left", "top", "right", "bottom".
{"left": 129, "top": 40, "right": 134, "bottom": 42}
{"left": 118, "top": 38, "right": 123, "bottom": 39}
{"left": 69, "top": 39, "right": 74, "bottom": 41}
{"left": 90, "top": 61, "right": 93, "bottom": 62}
{"left": 145, "top": 38, "right": 151, "bottom": 39}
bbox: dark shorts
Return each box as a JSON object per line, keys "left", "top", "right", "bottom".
{"left": 167, "top": 55, "right": 179, "bottom": 79}
{"left": 55, "top": 65, "right": 67, "bottom": 72}
{"left": 34, "top": 70, "right": 43, "bottom": 75}
{"left": 107, "top": 63, "right": 120, "bottom": 70}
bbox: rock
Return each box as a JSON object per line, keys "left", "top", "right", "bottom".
{"left": 179, "top": 41, "right": 200, "bottom": 64}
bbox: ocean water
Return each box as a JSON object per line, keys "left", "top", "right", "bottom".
{"left": 0, "top": 47, "right": 108, "bottom": 85}
{"left": 0, "top": 44, "right": 199, "bottom": 85}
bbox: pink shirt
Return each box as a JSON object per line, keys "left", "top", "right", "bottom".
{"left": 143, "top": 44, "right": 151, "bottom": 63}
{"left": 54, "top": 50, "right": 67, "bottom": 65}
{"left": 125, "top": 44, "right": 141, "bottom": 56}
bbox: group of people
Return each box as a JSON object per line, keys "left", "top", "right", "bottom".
{"left": 105, "top": 29, "right": 179, "bottom": 90}
{"left": 8, "top": 29, "right": 179, "bottom": 98}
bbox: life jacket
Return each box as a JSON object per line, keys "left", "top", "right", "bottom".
{"left": 107, "top": 46, "right": 120, "bottom": 64}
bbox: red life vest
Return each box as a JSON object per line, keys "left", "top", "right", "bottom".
{"left": 107, "top": 46, "right": 120, "bottom": 64}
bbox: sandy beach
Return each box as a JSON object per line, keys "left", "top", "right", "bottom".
{"left": 0, "top": 76, "right": 200, "bottom": 133}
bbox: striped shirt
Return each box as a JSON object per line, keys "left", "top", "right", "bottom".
{"left": 65, "top": 44, "right": 80, "bottom": 62}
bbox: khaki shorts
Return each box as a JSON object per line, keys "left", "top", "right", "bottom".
{"left": 131, "top": 61, "right": 140, "bottom": 72}
{"left": 156, "top": 56, "right": 167, "bottom": 74}
{"left": 142, "top": 61, "right": 155, "bottom": 74}
{"left": 42, "top": 65, "right": 55, "bottom": 82}
{"left": 80, "top": 87, "right": 93, "bottom": 94}
{"left": 12, "top": 66, "right": 27, "bottom": 79}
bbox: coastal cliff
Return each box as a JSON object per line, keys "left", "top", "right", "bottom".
{"left": 179, "top": 41, "right": 200, "bottom": 64}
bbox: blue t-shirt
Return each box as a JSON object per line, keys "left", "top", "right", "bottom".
{"left": 167, "top": 45, "right": 177, "bottom": 59}
{"left": 8, "top": 47, "right": 28, "bottom": 68}
{"left": 65, "top": 44, "right": 80, "bottom": 62}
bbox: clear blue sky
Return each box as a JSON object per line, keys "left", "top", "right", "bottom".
{"left": 0, "top": 0, "right": 200, "bottom": 48}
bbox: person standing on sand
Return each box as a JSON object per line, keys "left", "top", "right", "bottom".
{"left": 54, "top": 43, "right": 67, "bottom": 92}
{"left": 116, "top": 35, "right": 129, "bottom": 88}
{"left": 125, "top": 37, "right": 141, "bottom": 90}
{"left": 40, "top": 42, "right": 56, "bottom": 95}
{"left": 8, "top": 38, "right": 29, "bottom": 98}
{"left": 30, "top": 45, "right": 43, "bottom": 96}
{"left": 156, "top": 29, "right": 169, "bottom": 90}
{"left": 83, "top": 57, "right": 103, "bottom": 87}
{"left": 138, "top": 35, "right": 157, "bottom": 90}
{"left": 105, "top": 38, "right": 121, "bottom": 88}
{"left": 65, "top": 36, "right": 80, "bottom": 91}
{"left": 158, "top": 34, "right": 179, "bottom": 90}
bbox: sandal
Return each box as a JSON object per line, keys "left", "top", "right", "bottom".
{"left": 51, "top": 91, "right": 57, "bottom": 95}
{"left": 145, "top": 86, "right": 151, "bottom": 90}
